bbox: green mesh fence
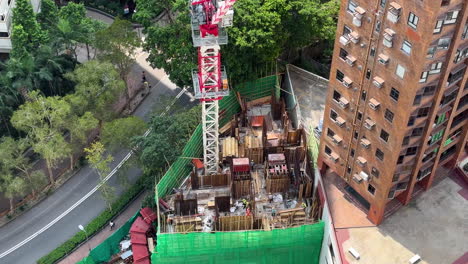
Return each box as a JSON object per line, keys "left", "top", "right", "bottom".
{"left": 77, "top": 212, "right": 139, "bottom": 264}
{"left": 152, "top": 222, "right": 324, "bottom": 264}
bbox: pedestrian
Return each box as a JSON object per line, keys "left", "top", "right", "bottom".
{"left": 142, "top": 71, "right": 147, "bottom": 83}
{"left": 109, "top": 221, "right": 115, "bottom": 230}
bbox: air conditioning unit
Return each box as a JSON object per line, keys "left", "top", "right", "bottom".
{"left": 360, "top": 138, "right": 371, "bottom": 148}
{"left": 353, "top": 6, "right": 366, "bottom": 19}
{"left": 353, "top": 16, "right": 362, "bottom": 27}
{"left": 342, "top": 76, "right": 353, "bottom": 88}
{"left": 387, "top": 2, "right": 401, "bottom": 23}
{"left": 352, "top": 174, "right": 363, "bottom": 183}
{"left": 372, "top": 76, "right": 384, "bottom": 88}
{"left": 338, "top": 97, "right": 349, "bottom": 109}
{"left": 329, "top": 152, "right": 339, "bottom": 163}
{"left": 369, "top": 98, "right": 380, "bottom": 110}
{"left": 346, "top": 55, "right": 356, "bottom": 66}
{"left": 383, "top": 28, "right": 395, "bottom": 48}
{"left": 332, "top": 134, "right": 342, "bottom": 145}
{"left": 359, "top": 171, "right": 369, "bottom": 181}
{"left": 364, "top": 119, "right": 375, "bottom": 130}
{"left": 356, "top": 156, "right": 367, "bottom": 167}
{"left": 349, "top": 31, "right": 360, "bottom": 44}
{"left": 378, "top": 54, "right": 389, "bottom": 65}
{"left": 334, "top": 117, "right": 346, "bottom": 127}
{"left": 339, "top": 35, "right": 350, "bottom": 46}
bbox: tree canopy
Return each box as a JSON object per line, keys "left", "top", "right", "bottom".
{"left": 101, "top": 116, "right": 147, "bottom": 151}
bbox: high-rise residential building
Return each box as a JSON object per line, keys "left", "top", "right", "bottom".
{"left": 0, "top": 0, "right": 41, "bottom": 56}
{"left": 318, "top": 0, "right": 468, "bottom": 225}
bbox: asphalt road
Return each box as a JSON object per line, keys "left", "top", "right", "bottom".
{"left": 0, "top": 59, "right": 195, "bottom": 264}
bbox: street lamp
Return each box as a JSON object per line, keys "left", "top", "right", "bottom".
{"left": 78, "top": 224, "right": 91, "bottom": 252}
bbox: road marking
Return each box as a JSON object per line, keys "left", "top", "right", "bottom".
{"left": 0, "top": 88, "right": 180, "bottom": 259}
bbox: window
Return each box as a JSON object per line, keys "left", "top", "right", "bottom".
{"left": 336, "top": 70, "right": 344, "bottom": 82}
{"left": 407, "top": 116, "right": 415, "bottom": 126}
{"left": 434, "top": 20, "right": 443, "bottom": 34}
{"left": 339, "top": 48, "right": 348, "bottom": 60}
{"left": 370, "top": 47, "right": 376, "bottom": 57}
{"left": 350, "top": 148, "right": 355, "bottom": 157}
{"left": 423, "top": 85, "right": 436, "bottom": 96}
{"left": 407, "top": 12, "right": 419, "bottom": 29}
{"left": 445, "top": 10, "right": 459, "bottom": 25}
{"left": 384, "top": 109, "right": 394, "bottom": 122}
{"left": 361, "top": 90, "right": 367, "bottom": 101}
{"left": 411, "top": 127, "right": 424, "bottom": 137}
{"left": 343, "top": 25, "right": 352, "bottom": 36}
{"left": 397, "top": 155, "right": 404, "bottom": 164}
{"left": 327, "top": 128, "right": 335, "bottom": 138}
{"left": 406, "top": 146, "right": 418, "bottom": 156}
{"left": 371, "top": 167, "right": 380, "bottom": 178}
{"left": 462, "top": 23, "right": 468, "bottom": 40}
{"left": 353, "top": 131, "right": 359, "bottom": 140}
{"left": 347, "top": 0, "right": 358, "bottom": 13}
{"left": 366, "top": 69, "right": 372, "bottom": 79}
{"left": 380, "top": 129, "right": 389, "bottom": 142}
{"left": 402, "top": 136, "right": 410, "bottom": 146}
{"left": 417, "top": 107, "right": 430, "bottom": 118}
{"left": 429, "top": 62, "right": 443, "bottom": 74}
{"left": 419, "top": 71, "right": 428, "bottom": 83}
{"left": 401, "top": 40, "right": 412, "bottom": 55}
{"left": 376, "top": 148, "right": 384, "bottom": 161}
{"left": 388, "top": 189, "right": 396, "bottom": 199}
{"left": 441, "top": 0, "right": 450, "bottom": 6}
{"left": 333, "top": 90, "right": 341, "bottom": 101}
{"left": 426, "top": 46, "right": 436, "bottom": 59}
{"left": 396, "top": 181, "right": 408, "bottom": 191}
{"left": 357, "top": 112, "right": 363, "bottom": 121}
{"left": 390, "top": 88, "right": 399, "bottom": 101}
{"left": 325, "top": 146, "right": 332, "bottom": 155}
{"left": 375, "top": 21, "right": 381, "bottom": 33}
{"left": 392, "top": 173, "right": 400, "bottom": 182}
{"left": 330, "top": 109, "right": 338, "bottom": 121}
{"left": 367, "top": 184, "right": 376, "bottom": 195}
{"left": 437, "top": 38, "right": 451, "bottom": 50}
{"left": 396, "top": 64, "right": 406, "bottom": 79}
{"left": 347, "top": 166, "right": 352, "bottom": 174}
{"left": 413, "top": 94, "right": 422, "bottom": 105}
{"left": 454, "top": 48, "right": 468, "bottom": 63}
{"left": 380, "top": 0, "right": 386, "bottom": 8}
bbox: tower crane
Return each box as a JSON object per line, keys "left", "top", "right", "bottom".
{"left": 190, "top": 0, "right": 237, "bottom": 176}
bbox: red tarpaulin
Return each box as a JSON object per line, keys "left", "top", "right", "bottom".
{"left": 132, "top": 244, "right": 149, "bottom": 261}
{"left": 192, "top": 158, "right": 204, "bottom": 169}
{"left": 135, "top": 258, "right": 151, "bottom": 264}
{"left": 130, "top": 217, "right": 150, "bottom": 234}
{"left": 251, "top": 116, "right": 264, "bottom": 127}
{"left": 131, "top": 232, "right": 147, "bottom": 245}
{"left": 140, "top": 207, "right": 157, "bottom": 224}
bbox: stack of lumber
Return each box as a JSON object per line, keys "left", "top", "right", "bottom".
{"left": 222, "top": 137, "right": 239, "bottom": 158}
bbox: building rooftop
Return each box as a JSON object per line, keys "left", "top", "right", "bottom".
{"left": 324, "top": 168, "right": 468, "bottom": 264}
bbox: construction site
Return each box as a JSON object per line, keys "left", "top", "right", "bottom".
{"left": 76, "top": 0, "right": 326, "bottom": 263}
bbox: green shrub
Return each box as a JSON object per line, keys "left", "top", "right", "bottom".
{"left": 37, "top": 173, "right": 150, "bottom": 264}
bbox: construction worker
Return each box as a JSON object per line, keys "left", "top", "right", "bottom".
{"left": 302, "top": 202, "right": 307, "bottom": 208}
{"left": 242, "top": 198, "right": 248, "bottom": 209}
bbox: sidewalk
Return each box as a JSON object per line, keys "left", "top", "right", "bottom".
{"left": 57, "top": 192, "right": 147, "bottom": 264}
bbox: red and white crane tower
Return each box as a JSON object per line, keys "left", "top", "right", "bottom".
{"left": 190, "top": 0, "right": 236, "bottom": 175}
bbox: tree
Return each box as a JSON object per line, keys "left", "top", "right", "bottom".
{"left": 84, "top": 141, "right": 115, "bottom": 211}
{"left": 0, "top": 174, "right": 27, "bottom": 214}
{"left": 65, "top": 60, "right": 125, "bottom": 124}
{"left": 11, "top": 91, "right": 71, "bottom": 184}
{"left": 136, "top": 0, "right": 339, "bottom": 86}
{"left": 0, "top": 137, "right": 47, "bottom": 198}
{"left": 63, "top": 110, "right": 98, "bottom": 170}
{"left": 95, "top": 18, "right": 141, "bottom": 105}
{"left": 101, "top": 116, "right": 147, "bottom": 152}
{"left": 135, "top": 106, "right": 200, "bottom": 174}
{"left": 36, "top": 0, "right": 59, "bottom": 36}
{"left": 11, "top": 0, "right": 46, "bottom": 58}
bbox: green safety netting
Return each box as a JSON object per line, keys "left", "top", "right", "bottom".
{"left": 151, "top": 222, "right": 324, "bottom": 264}
{"left": 77, "top": 212, "right": 139, "bottom": 264}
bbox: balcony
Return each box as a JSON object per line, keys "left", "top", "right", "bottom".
{"left": 446, "top": 64, "right": 466, "bottom": 87}
{"left": 450, "top": 109, "right": 467, "bottom": 129}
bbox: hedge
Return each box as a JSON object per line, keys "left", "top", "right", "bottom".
{"left": 37, "top": 173, "right": 150, "bottom": 264}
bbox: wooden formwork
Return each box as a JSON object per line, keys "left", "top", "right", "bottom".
{"left": 231, "top": 179, "right": 252, "bottom": 199}
{"left": 216, "top": 215, "right": 254, "bottom": 231}
{"left": 173, "top": 216, "right": 203, "bottom": 233}
{"left": 198, "top": 174, "right": 230, "bottom": 187}
{"left": 266, "top": 178, "right": 290, "bottom": 194}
